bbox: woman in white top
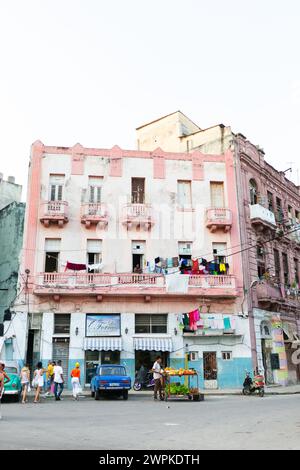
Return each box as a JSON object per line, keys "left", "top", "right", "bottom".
{"left": 33, "top": 362, "right": 44, "bottom": 403}
{"left": 20, "top": 364, "right": 30, "bottom": 404}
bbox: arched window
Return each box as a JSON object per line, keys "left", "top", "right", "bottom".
{"left": 261, "top": 321, "right": 271, "bottom": 338}
{"left": 249, "top": 179, "right": 258, "bottom": 205}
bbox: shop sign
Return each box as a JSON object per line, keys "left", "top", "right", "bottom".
{"left": 86, "top": 314, "right": 121, "bottom": 337}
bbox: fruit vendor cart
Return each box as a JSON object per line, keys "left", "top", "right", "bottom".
{"left": 164, "top": 368, "right": 203, "bottom": 402}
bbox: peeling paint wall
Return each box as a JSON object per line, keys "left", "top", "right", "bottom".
{"left": 0, "top": 202, "right": 25, "bottom": 322}
{"left": 0, "top": 179, "right": 22, "bottom": 210}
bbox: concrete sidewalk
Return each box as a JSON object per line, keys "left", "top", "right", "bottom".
{"left": 37, "top": 384, "right": 300, "bottom": 398}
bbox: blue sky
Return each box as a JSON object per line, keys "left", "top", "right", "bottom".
{"left": 1, "top": 0, "right": 300, "bottom": 196}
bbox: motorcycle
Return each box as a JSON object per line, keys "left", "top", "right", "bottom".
{"left": 133, "top": 372, "right": 155, "bottom": 391}
{"left": 242, "top": 371, "right": 265, "bottom": 397}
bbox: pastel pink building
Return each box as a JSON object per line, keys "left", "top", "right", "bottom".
{"left": 10, "top": 140, "right": 252, "bottom": 389}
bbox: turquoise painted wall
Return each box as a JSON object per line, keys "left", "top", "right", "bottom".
{"left": 0, "top": 202, "right": 25, "bottom": 323}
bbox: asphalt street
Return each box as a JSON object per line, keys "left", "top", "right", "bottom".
{"left": 0, "top": 394, "right": 300, "bottom": 450}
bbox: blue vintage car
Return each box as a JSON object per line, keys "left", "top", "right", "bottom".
{"left": 90, "top": 364, "right": 131, "bottom": 400}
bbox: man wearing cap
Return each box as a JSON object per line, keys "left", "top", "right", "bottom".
{"left": 70, "top": 362, "right": 81, "bottom": 400}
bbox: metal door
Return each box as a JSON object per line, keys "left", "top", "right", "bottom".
{"left": 203, "top": 351, "right": 218, "bottom": 389}
{"left": 52, "top": 338, "right": 70, "bottom": 386}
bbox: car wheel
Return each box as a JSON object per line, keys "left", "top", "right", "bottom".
{"left": 95, "top": 389, "right": 100, "bottom": 401}
{"left": 122, "top": 390, "right": 128, "bottom": 400}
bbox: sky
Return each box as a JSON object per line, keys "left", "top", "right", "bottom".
{"left": 1, "top": 0, "right": 300, "bottom": 198}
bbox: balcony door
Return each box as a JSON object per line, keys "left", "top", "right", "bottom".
{"left": 131, "top": 178, "right": 145, "bottom": 204}
{"left": 210, "top": 182, "right": 224, "bottom": 208}
{"left": 49, "top": 174, "right": 64, "bottom": 201}
{"left": 44, "top": 239, "right": 61, "bottom": 272}
{"left": 88, "top": 176, "right": 103, "bottom": 204}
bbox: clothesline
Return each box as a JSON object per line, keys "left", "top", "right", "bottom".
{"left": 177, "top": 310, "right": 236, "bottom": 332}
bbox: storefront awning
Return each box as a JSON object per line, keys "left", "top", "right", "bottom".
{"left": 134, "top": 337, "right": 173, "bottom": 352}
{"left": 83, "top": 337, "right": 122, "bottom": 351}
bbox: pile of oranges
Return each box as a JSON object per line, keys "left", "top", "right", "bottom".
{"left": 164, "top": 367, "right": 197, "bottom": 376}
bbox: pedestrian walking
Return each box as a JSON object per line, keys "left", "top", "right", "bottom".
{"left": 53, "top": 360, "right": 64, "bottom": 401}
{"left": 32, "top": 362, "right": 44, "bottom": 403}
{"left": 0, "top": 361, "right": 10, "bottom": 420}
{"left": 44, "top": 360, "right": 54, "bottom": 397}
{"left": 70, "top": 362, "right": 81, "bottom": 400}
{"left": 20, "top": 364, "right": 30, "bottom": 404}
{"left": 151, "top": 356, "right": 164, "bottom": 401}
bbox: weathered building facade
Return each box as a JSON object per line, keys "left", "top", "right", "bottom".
{"left": 137, "top": 111, "right": 300, "bottom": 385}
{"left": 0, "top": 174, "right": 25, "bottom": 360}
{"left": 9, "top": 140, "right": 252, "bottom": 389}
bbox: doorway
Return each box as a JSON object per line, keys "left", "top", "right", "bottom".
{"left": 261, "top": 339, "right": 274, "bottom": 384}
{"left": 52, "top": 338, "right": 70, "bottom": 386}
{"left": 135, "top": 351, "right": 169, "bottom": 374}
{"left": 132, "top": 253, "right": 143, "bottom": 273}
{"left": 203, "top": 351, "right": 218, "bottom": 389}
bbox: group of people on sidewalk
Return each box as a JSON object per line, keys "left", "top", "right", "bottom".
{"left": 0, "top": 360, "right": 82, "bottom": 404}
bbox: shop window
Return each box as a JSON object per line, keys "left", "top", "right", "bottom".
{"left": 135, "top": 314, "right": 167, "bottom": 334}
{"left": 221, "top": 351, "right": 232, "bottom": 361}
{"left": 210, "top": 182, "right": 225, "bottom": 208}
{"left": 54, "top": 314, "right": 70, "bottom": 334}
{"left": 177, "top": 180, "right": 192, "bottom": 207}
{"left": 131, "top": 178, "right": 145, "bottom": 204}
{"left": 49, "top": 174, "right": 64, "bottom": 201}
{"left": 249, "top": 179, "right": 258, "bottom": 205}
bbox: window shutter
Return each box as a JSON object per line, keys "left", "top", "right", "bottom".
{"left": 57, "top": 185, "right": 63, "bottom": 201}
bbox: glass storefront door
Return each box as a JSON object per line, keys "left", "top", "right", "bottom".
{"left": 85, "top": 350, "right": 121, "bottom": 384}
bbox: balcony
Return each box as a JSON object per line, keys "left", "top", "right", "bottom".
{"left": 249, "top": 204, "right": 276, "bottom": 232}
{"left": 122, "top": 204, "right": 154, "bottom": 230}
{"left": 40, "top": 201, "right": 68, "bottom": 227}
{"left": 33, "top": 273, "right": 237, "bottom": 300}
{"left": 256, "top": 281, "right": 284, "bottom": 307}
{"left": 206, "top": 208, "right": 232, "bottom": 233}
{"left": 80, "top": 203, "right": 108, "bottom": 229}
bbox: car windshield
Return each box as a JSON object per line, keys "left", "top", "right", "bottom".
{"left": 5, "top": 367, "right": 18, "bottom": 374}
{"left": 99, "top": 366, "right": 125, "bottom": 376}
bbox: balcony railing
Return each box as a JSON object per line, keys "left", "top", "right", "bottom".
{"left": 249, "top": 204, "right": 276, "bottom": 229}
{"left": 80, "top": 203, "right": 108, "bottom": 229}
{"left": 122, "top": 203, "right": 154, "bottom": 230}
{"left": 188, "top": 275, "right": 236, "bottom": 289}
{"left": 33, "top": 273, "right": 237, "bottom": 298}
{"left": 206, "top": 208, "right": 232, "bottom": 232}
{"left": 40, "top": 201, "right": 68, "bottom": 227}
{"left": 256, "top": 281, "right": 283, "bottom": 303}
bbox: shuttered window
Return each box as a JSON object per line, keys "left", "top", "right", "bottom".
{"left": 54, "top": 314, "right": 71, "bottom": 334}
{"left": 135, "top": 314, "right": 168, "bottom": 334}
{"left": 177, "top": 180, "right": 192, "bottom": 207}
{"left": 88, "top": 177, "right": 103, "bottom": 203}
{"left": 49, "top": 175, "right": 64, "bottom": 201}
{"left": 210, "top": 182, "right": 225, "bottom": 208}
